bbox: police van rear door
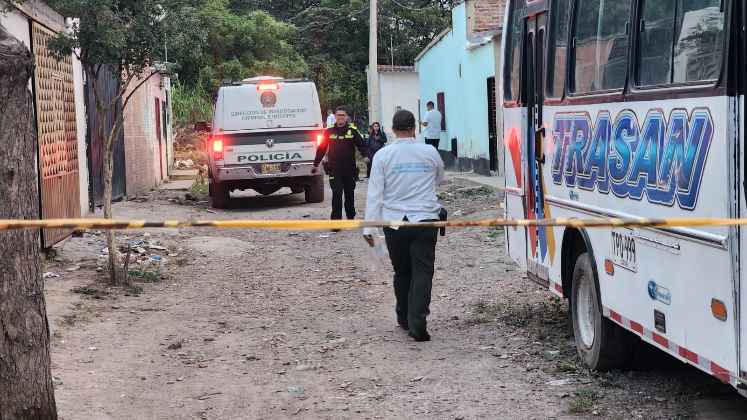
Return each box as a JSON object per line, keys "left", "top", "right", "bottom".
{"left": 216, "top": 82, "right": 322, "bottom": 169}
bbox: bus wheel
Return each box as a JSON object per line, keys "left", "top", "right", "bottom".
{"left": 571, "top": 252, "right": 632, "bottom": 371}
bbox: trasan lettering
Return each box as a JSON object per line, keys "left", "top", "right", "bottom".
{"left": 551, "top": 109, "right": 713, "bottom": 210}
{"left": 237, "top": 152, "right": 303, "bottom": 163}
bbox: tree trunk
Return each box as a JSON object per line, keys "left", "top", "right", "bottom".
{"left": 0, "top": 24, "right": 58, "bottom": 419}
{"left": 90, "top": 73, "right": 126, "bottom": 286}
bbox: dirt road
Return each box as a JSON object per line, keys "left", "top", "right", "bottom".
{"left": 45, "top": 179, "right": 742, "bottom": 419}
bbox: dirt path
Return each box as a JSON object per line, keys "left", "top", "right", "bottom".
{"left": 45, "top": 180, "right": 743, "bottom": 419}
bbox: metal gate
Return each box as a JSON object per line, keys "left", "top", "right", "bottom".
{"left": 86, "top": 67, "right": 126, "bottom": 210}
{"left": 32, "top": 23, "right": 81, "bottom": 247}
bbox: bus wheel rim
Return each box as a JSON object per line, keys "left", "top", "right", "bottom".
{"left": 577, "top": 273, "right": 595, "bottom": 350}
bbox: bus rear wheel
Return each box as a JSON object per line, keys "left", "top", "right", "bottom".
{"left": 571, "top": 252, "right": 633, "bottom": 371}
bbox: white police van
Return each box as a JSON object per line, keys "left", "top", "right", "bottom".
{"left": 195, "top": 76, "right": 325, "bottom": 208}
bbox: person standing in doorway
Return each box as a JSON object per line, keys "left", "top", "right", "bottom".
{"left": 419, "top": 101, "right": 442, "bottom": 149}
{"left": 363, "top": 110, "right": 444, "bottom": 342}
{"left": 365, "top": 122, "right": 387, "bottom": 178}
{"left": 325, "top": 109, "right": 335, "bottom": 127}
{"left": 312, "top": 106, "right": 371, "bottom": 223}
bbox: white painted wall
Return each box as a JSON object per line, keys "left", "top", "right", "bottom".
{"left": 377, "top": 72, "right": 420, "bottom": 141}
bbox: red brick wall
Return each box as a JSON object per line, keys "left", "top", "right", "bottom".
{"left": 469, "top": 0, "right": 505, "bottom": 36}
{"left": 123, "top": 80, "right": 157, "bottom": 195}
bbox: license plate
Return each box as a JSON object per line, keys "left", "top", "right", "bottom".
{"left": 611, "top": 228, "right": 636, "bottom": 272}
{"left": 262, "top": 163, "right": 282, "bottom": 174}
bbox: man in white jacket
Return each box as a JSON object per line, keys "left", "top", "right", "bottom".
{"left": 363, "top": 110, "right": 444, "bottom": 342}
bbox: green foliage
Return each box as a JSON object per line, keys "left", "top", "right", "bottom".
{"left": 46, "top": 0, "right": 206, "bottom": 87}
{"left": 469, "top": 300, "right": 503, "bottom": 324}
{"left": 167, "top": 0, "right": 456, "bottom": 126}
{"left": 176, "top": 2, "right": 309, "bottom": 88}
{"left": 126, "top": 284, "right": 144, "bottom": 294}
{"left": 71, "top": 286, "right": 108, "bottom": 297}
{"left": 128, "top": 269, "right": 165, "bottom": 282}
{"left": 565, "top": 387, "right": 598, "bottom": 413}
{"left": 172, "top": 77, "right": 213, "bottom": 124}
{"left": 191, "top": 177, "right": 210, "bottom": 194}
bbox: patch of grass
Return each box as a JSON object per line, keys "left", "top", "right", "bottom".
{"left": 71, "top": 286, "right": 108, "bottom": 297}
{"left": 465, "top": 262, "right": 476, "bottom": 268}
{"left": 53, "top": 331, "right": 61, "bottom": 338}
{"left": 174, "top": 257, "right": 190, "bottom": 267}
{"left": 458, "top": 186, "right": 493, "bottom": 197}
{"left": 62, "top": 313, "right": 78, "bottom": 326}
{"left": 487, "top": 226, "right": 504, "bottom": 237}
{"left": 596, "top": 373, "right": 618, "bottom": 388}
{"left": 191, "top": 176, "right": 209, "bottom": 194}
{"left": 533, "top": 325, "right": 551, "bottom": 341}
{"left": 469, "top": 301, "right": 503, "bottom": 324}
{"left": 126, "top": 284, "right": 144, "bottom": 294}
{"left": 191, "top": 181, "right": 209, "bottom": 194}
{"left": 566, "top": 386, "right": 597, "bottom": 413}
{"left": 501, "top": 298, "right": 535, "bottom": 327}
{"left": 128, "top": 269, "right": 165, "bottom": 282}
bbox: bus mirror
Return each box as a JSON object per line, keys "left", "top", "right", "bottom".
{"left": 534, "top": 127, "right": 545, "bottom": 163}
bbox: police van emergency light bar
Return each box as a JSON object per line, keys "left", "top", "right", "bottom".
{"left": 230, "top": 78, "right": 305, "bottom": 85}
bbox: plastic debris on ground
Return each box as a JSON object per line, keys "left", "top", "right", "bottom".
{"left": 546, "top": 377, "right": 591, "bottom": 386}
{"left": 43, "top": 272, "right": 59, "bottom": 278}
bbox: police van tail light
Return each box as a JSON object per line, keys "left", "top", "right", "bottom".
{"left": 316, "top": 134, "right": 323, "bottom": 147}
{"left": 257, "top": 84, "right": 279, "bottom": 91}
{"left": 213, "top": 137, "right": 224, "bottom": 160}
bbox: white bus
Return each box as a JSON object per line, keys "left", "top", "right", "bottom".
{"left": 501, "top": 0, "right": 747, "bottom": 393}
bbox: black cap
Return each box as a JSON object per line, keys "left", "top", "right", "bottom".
{"left": 392, "top": 110, "right": 416, "bottom": 131}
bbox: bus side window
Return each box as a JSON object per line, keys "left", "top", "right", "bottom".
{"left": 636, "top": 0, "right": 724, "bottom": 86}
{"left": 547, "top": 0, "right": 571, "bottom": 99}
{"left": 504, "top": 2, "right": 524, "bottom": 103}
{"left": 571, "top": 0, "right": 632, "bottom": 93}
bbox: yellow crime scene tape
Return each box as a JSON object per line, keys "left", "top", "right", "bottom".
{"left": 1, "top": 217, "right": 747, "bottom": 231}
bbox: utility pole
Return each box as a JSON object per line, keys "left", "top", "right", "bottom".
{"left": 368, "top": 0, "right": 378, "bottom": 124}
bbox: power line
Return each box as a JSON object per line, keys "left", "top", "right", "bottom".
{"left": 389, "top": 0, "right": 433, "bottom": 11}
{"left": 296, "top": 6, "right": 370, "bottom": 30}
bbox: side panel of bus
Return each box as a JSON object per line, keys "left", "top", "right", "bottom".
{"left": 503, "top": 0, "right": 742, "bottom": 386}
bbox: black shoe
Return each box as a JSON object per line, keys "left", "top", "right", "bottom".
{"left": 397, "top": 318, "right": 409, "bottom": 330}
{"left": 408, "top": 328, "right": 430, "bottom": 342}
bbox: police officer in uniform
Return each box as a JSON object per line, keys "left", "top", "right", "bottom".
{"left": 312, "top": 106, "right": 371, "bottom": 221}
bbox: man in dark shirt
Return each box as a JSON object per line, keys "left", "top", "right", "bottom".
{"left": 312, "top": 106, "right": 371, "bottom": 221}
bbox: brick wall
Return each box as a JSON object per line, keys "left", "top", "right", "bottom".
{"left": 123, "top": 79, "right": 157, "bottom": 195}
{"left": 466, "top": 0, "right": 505, "bottom": 37}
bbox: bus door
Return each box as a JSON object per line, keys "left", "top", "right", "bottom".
{"left": 523, "top": 11, "right": 553, "bottom": 285}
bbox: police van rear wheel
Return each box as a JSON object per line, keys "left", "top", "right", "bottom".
{"left": 212, "top": 181, "right": 230, "bottom": 209}
{"left": 305, "top": 175, "right": 324, "bottom": 203}
{"left": 571, "top": 252, "right": 633, "bottom": 371}
{"left": 290, "top": 186, "right": 305, "bottom": 194}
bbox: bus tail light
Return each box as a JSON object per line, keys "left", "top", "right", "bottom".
{"left": 213, "top": 138, "right": 224, "bottom": 160}
{"left": 711, "top": 299, "right": 727, "bottom": 321}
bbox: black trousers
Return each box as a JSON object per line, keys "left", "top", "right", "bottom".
{"left": 329, "top": 167, "right": 356, "bottom": 220}
{"left": 383, "top": 223, "right": 438, "bottom": 331}
{"left": 425, "top": 138, "right": 440, "bottom": 149}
